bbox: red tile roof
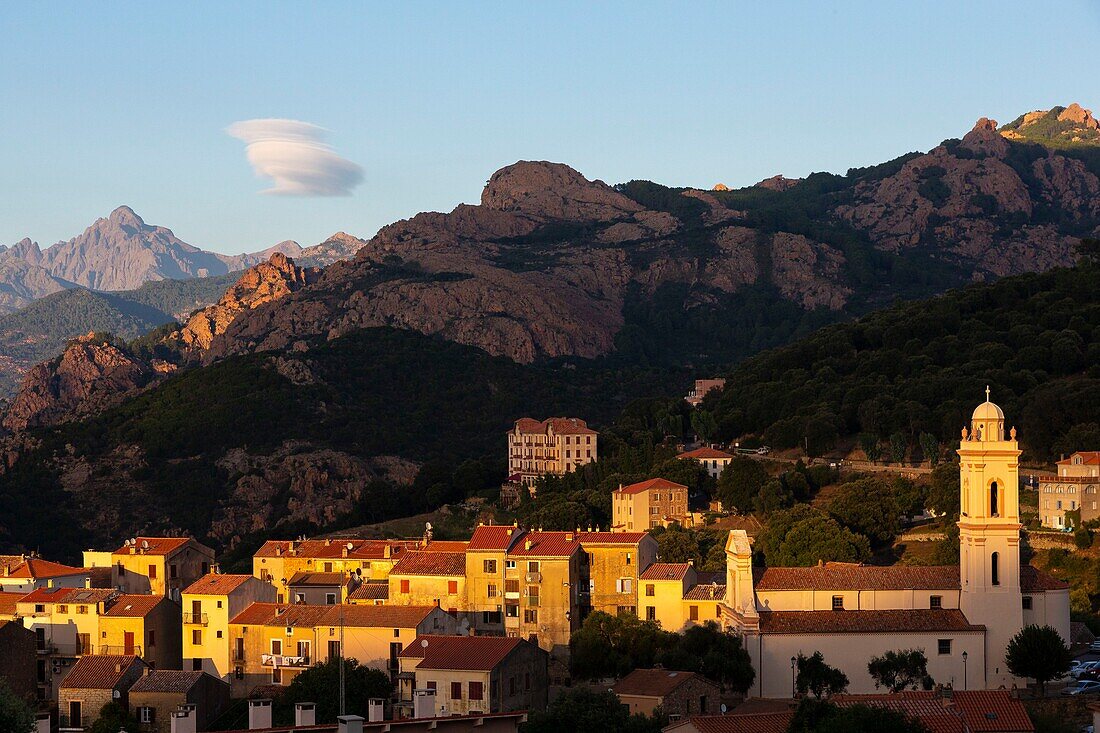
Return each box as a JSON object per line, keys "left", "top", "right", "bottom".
{"left": 833, "top": 690, "right": 1034, "bottom": 733}
{"left": 666, "top": 712, "right": 794, "bottom": 733}
{"left": 399, "top": 635, "right": 525, "bottom": 671}
{"left": 60, "top": 655, "right": 143, "bottom": 690}
{"left": 102, "top": 595, "right": 166, "bottom": 617}
{"left": 613, "top": 669, "right": 711, "bottom": 698}
{"left": 253, "top": 538, "right": 418, "bottom": 560}
{"left": 390, "top": 552, "right": 467, "bottom": 577}
{"left": 112, "top": 537, "right": 194, "bottom": 556}
{"left": 758, "top": 609, "right": 982, "bottom": 634}
{"left": 615, "top": 477, "right": 688, "bottom": 496}
{"left": 755, "top": 563, "right": 960, "bottom": 591}
{"left": 288, "top": 572, "right": 349, "bottom": 587}
{"left": 184, "top": 574, "right": 257, "bottom": 595}
{"left": 422, "top": 541, "right": 469, "bottom": 552}
{"left": 640, "top": 563, "right": 693, "bottom": 581}
{"left": 467, "top": 525, "right": 523, "bottom": 551}
{"left": 513, "top": 417, "right": 596, "bottom": 435}
{"left": 228, "top": 603, "right": 332, "bottom": 627}
{"left": 684, "top": 582, "right": 726, "bottom": 601}
{"left": 0, "top": 556, "right": 88, "bottom": 579}
{"left": 575, "top": 531, "right": 650, "bottom": 545}
{"left": 347, "top": 582, "right": 389, "bottom": 601}
{"left": 678, "top": 447, "right": 735, "bottom": 460}
{"left": 0, "top": 591, "right": 27, "bottom": 616}
{"left": 322, "top": 605, "right": 437, "bottom": 628}
{"left": 130, "top": 670, "right": 209, "bottom": 694}
{"left": 1020, "top": 565, "right": 1069, "bottom": 591}
{"left": 17, "top": 587, "right": 117, "bottom": 606}
{"left": 506, "top": 531, "right": 582, "bottom": 558}
{"left": 1057, "top": 451, "right": 1100, "bottom": 465}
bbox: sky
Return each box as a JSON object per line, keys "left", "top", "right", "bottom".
{"left": 1, "top": 2, "right": 1098, "bottom": 255}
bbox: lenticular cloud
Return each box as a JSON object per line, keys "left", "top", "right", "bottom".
{"left": 226, "top": 118, "right": 363, "bottom": 196}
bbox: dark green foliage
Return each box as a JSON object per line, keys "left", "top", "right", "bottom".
{"left": 756, "top": 505, "right": 871, "bottom": 567}
{"left": 277, "top": 657, "right": 392, "bottom": 724}
{"left": 919, "top": 432, "right": 940, "bottom": 466}
{"left": 716, "top": 457, "right": 769, "bottom": 512}
{"left": 796, "top": 652, "right": 849, "bottom": 698}
{"left": 655, "top": 622, "right": 755, "bottom": 693}
{"left": 89, "top": 701, "right": 138, "bottom": 733}
{"left": 827, "top": 477, "right": 907, "bottom": 549}
{"left": 788, "top": 698, "right": 930, "bottom": 733}
{"left": 0, "top": 681, "right": 33, "bottom": 733}
{"left": 522, "top": 688, "right": 665, "bottom": 733}
{"left": 866, "top": 649, "right": 934, "bottom": 692}
{"left": 1005, "top": 625, "right": 1072, "bottom": 696}
{"left": 1001, "top": 107, "right": 1100, "bottom": 148}
{"left": 709, "top": 262, "right": 1100, "bottom": 462}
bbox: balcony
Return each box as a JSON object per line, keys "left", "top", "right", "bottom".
{"left": 99, "top": 645, "right": 143, "bottom": 657}
{"left": 525, "top": 572, "right": 542, "bottom": 583}
{"left": 59, "top": 715, "right": 87, "bottom": 731}
{"left": 526, "top": 597, "right": 540, "bottom": 607}
{"left": 503, "top": 590, "right": 520, "bottom": 600}
{"left": 183, "top": 612, "right": 209, "bottom": 626}
{"left": 261, "top": 654, "right": 309, "bottom": 667}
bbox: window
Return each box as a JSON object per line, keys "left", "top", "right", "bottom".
{"left": 505, "top": 604, "right": 518, "bottom": 618}
{"left": 505, "top": 560, "right": 516, "bottom": 570}
{"left": 297, "top": 640, "right": 310, "bottom": 659}
{"left": 148, "top": 564, "right": 157, "bottom": 580}
{"left": 524, "top": 609, "right": 538, "bottom": 623}
{"left": 645, "top": 584, "right": 655, "bottom": 597}
{"left": 57, "top": 605, "right": 68, "bottom": 614}
{"left": 487, "top": 583, "right": 498, "bottom": 598}
{"left": 483, "top": 610, "right": 502, "bottom": 624}
{"left": 451, "top": 682, "right": 463, "bottom": 700}
{"left": 991, "top": 552, "right": 1000, "bottom": 586}
{"left": 328, "top": 640, "right": 341, "bottom": 660}
{"left": 216, "top": 630, "right": 223, "bottom": 639}
{"left": 325, "top": 593, "right": 336, "bottom": 605}
{"left": 527, "top": 586, "right": 539, "bottom": 605}
{"left": 170, "top": 564, "right": 178, "bottom": 579}
{"left": 525, "top": 672, "right": 531, "bottom": 690}
{"left": 393, "top": 628, "right": 401, "bottom": 638}
{"left": 505, "top": 579, "right": 519, "bottom": 594}
{"left": 77, "top": 633, "right": 90, "bottom": 654}
{"left": 271, "top": 639, "right": 282, "bottom": 655}
{"left": 1022, "top": 596, "right": 1033, "bottom": 610}
{"left": 689, "top": 605, "right": 699, "bottom": 621}
{"left": 937, "top": 639, "right": 952, "bottom": 655}
{"left": 930, "top": 596, "right": 942, "bottom": 610}
{"left": 528, "top": 561, "right": 540, "bottom": 573}
{"left": 509, "top": 676, "right": 516, "bottom": 695}
{"left": 400, "top": 579, "right": 410, "bottom": 594}
{"left": 324, "top": 562, "right": 333, "bottom": 572}
{"left": 831, "top": 596, "right": 843, "bottom": 610}
{"left": 77, "top": 605, "right": 87, "bottom": 615}
{"left": 484, "top": 559, "right": 497, "bottom": 574}
{"left": 617, "top": 605, "right": 636, "bottom": 616}
{"left": 616, "top": 578, "right": 633, "bottom": 594}
{"left": 625, "top": 553, "right": 632, "bottom": 565}
{"left": 293, "top": 593, "right": 305, "bottom": 604}
{"left": 448, "top": 580, "right": 459, "bottom": 595}
{"left": 192, "top": 659, "right": 202, "bottom": 671}
{"left": 990, "top": 482, "right": 999, "bottom": 517}
{"left": 469, "top": 681, "right": 484, "bottom": 700}
{"left": 646, "top": 606, "right": 656, "bottom": 621}
{"left": 34, "top": 604, "right": 44, "bottom": 614}
{"left": 192, "top": 629, "right": 202, "bottom": 645}
{"left": 272, "top": 668, "right": 282, "bottom": 684}
{"left": 148, "top": 630, "right": 156, "bottom": 647}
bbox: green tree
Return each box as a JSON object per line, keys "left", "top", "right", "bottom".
{"left": 796, "top": 652, "right": 849, "bottom": 698}
{"left": 918, "top": 432, "right": 940, "bottom": 466}
{"left": 89, "top": 702, "right": 138, "bottom": 733}
{"left": 0, "top": 681, "right": 34, "bottom": 733}
{"left": 652, "top": 524, "right": 701, "bottom": 564}
{"left": 569, "top": 611, "right": 677, "bottom": 679}
{"left": 754, "top": 478, "right": 793, "bottom": 515}
{"left": 827, "top": 477, "right": 902, "bottom": 549}
{"left": 717, "top": 457, "right": 769, "bottom": 512}
{"left": 655, "top": 622, "right": 756, "bottom": 693}
{"left": 757, "top": 505, "right": 871, "bottom": 567}
{"left": 859, "top": 433, "right": 881, "bottom": 464}
{"left": 1005, "top": 625, "right": 1072, "bottom": 697}
{"left": 866, "top": 649, "right": 934, "bottom": 692}
{"left": 788, "top": 698, "right": 930, "bottom": 733}
{"left": 889, "top": 431, "right": 908, "bottom": 464}
{"left": 926, "top": 462, "right": 960, "bottom": 519}
{"left": 523, "top": 688, "right": 665, "bottom": 733}
{"left": 279, "top": 657, "right": 393, "bottom": 724}
{"left": 690, "top": 410, "right": 718, "bottom": 442}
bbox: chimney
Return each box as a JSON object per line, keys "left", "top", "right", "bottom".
{"left": 367, "top": 698, "right": 385, "bottom": 722}
{"left": 248, "top": 699, "right": 272, "bottom": 730}
{"left": 565, "top": 533, "right": 574, "bottom": 542}
{"left": 384, "top": 545, "right": 392, "bottom": 559}
{"left": 413, "top": 689, "right": 437, "bottom": 719}
{"left": 35, "top": 713, "right": 50, "bottom": 733}
{"left": 525, "top": 540, "right": 533, "bottom": 551}
{"left": 171, "top": 705, "right": 197, "bottom": 733}
{"left": 338, "top": 715, "right": 365, "bottom": 733}
{"left": 294, "top": 702, "right": 316, "bottom": 726}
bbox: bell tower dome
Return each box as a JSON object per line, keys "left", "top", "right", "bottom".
{"left": 958, "top": 387, "right": 1023, "bottom": 688}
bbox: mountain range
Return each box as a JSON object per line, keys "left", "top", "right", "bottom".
{"left": 0, "top": 103, "right": 1098, "bottom": 560}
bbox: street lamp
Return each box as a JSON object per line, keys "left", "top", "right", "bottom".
{"left": 791, "top": 656, "right": 797, "bottom": 697}
{"left": 962, "top": 651, "right": 968, "bottom": 691}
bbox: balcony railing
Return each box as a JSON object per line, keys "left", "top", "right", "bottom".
{"left": 59, "top": 714, "right": 87, "bottom": 730}
{"left": 99, "top": 645, "right": 142, "bottom": 656}
{"left": 183, "top": 612, "right": 209, "bottom": 626}
{"left": 261, "top": 654, "right": 309, "bottom": 667}
{"left": 525, "top": 572, "right": 542, "bottom": 583}
{"left": 526, "top": 597, "right": 540, "bottom": 607}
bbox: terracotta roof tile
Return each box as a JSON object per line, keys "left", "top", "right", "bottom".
{"left": 0, "top": 591, "right": 27, "bottom": 616}
{"left": 253, "top": 538, "right": 418, "bottom": 560}
{"left": 678, "top": 447, "right": 735, "bottom": 460}
{"left": 615, "top": 477, "right": 688, "bottom": 496}
{"left": 1020, "top": 565, "right": 1069, "bottom": 591}
{"left": 130, "top": 670, "right": 209, "bottom": 694}
{"left": 575, "top": 532, "right": 650, "bottom": 545}
{"left": 288, "top": 572, "right": 349, "bottom": 586}
{"left": 18, "top": 587, "right": 117, "bottom": 606}
{"left": 347, "top": 582, "right": 389, "bottom": 601}
{"left": 640, "top": 563, "right": 693, "bottom": 581}
{"left": 102, "top": 595, "right": 166, "bottom": 617}
{"left": 1058, "top": 451, "right": 1100, "bottom": 466}
{"left": 755, "top": 563, "right": 960, "bottom": 591}
{"left": 467, "top": 525, "right": 522, "bottom": 551}
{"left": 684, "top": 583, "right": 726, "bottom": 601}
{"left": 228, "top": 603, "right": 331, "bottom": 627}
{"left": 506, "top": 531, "right": 582, "bottom": 558}
{"left": 758, "top": 609, "right": 982, "bottom": 634}
{"left": 613, "top": 669, "right": 709, "bottom": 697}
{"left": 184, "top": 574, "right": 257, "bottom": 595}
{"left": 390, "top": 552, "right": 467, "bottom": 577}
{"left": 112, "top": 537, "right": 194, "bottom": 556}
{"left": 60, "top": 655, "right": 142, "bottom": 690}
{"left": 84, "top": 566, "right": 114, "bottom": 588}
{"left": 422, "top": 541, "right": 470, "bottom": 552}
{"left": 833, "top": 690, "right": 1034, "bottom": 733}
{"left": 513, "top": 417, "right": 596, "bottom": 435}
{"left": 667, "top": 712, "right": 794, "bottom": 733}
{"left": 321, "top": 605, "right": 437, "bottom": 628}
{"left": 399, "top": 635, "right": 525, "bottom": 670}
{"left": 0, "top": 556, "right": 87, "bottom": 579}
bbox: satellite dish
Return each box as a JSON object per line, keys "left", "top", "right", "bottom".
{"left": 421, "top": 639, "right": 429, "bottom": 648}
{"left": 720, "top": 704, "right": 728, "bottom": 713}
{"left": 425, "top": 522, "right": 433, "bottom": 531}
{"left": 141, "top": 540, "right": 149, "bottom": 550}
{"left": 346, "top": 542, "right": 354, "bottom": 551}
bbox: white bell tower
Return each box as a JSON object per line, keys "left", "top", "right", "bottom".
{"left": 957, "top": 387, "right": 1024, "bottom": 688}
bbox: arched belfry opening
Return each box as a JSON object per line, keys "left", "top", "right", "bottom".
{"left": 990, "top": 481, "right": 999, "bottom": 518}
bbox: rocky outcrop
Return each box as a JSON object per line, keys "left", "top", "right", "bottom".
{"left": 481, "top": 161, "right": 643, "bottom": 221}
{"left": 756, "top": 175, "right": 801, "bottom": 192}
{"left": 2, "top": 333, "right": 151, "bottom": 432}
{"left": 175, "top": 253, "right": 320, "bottom": 351}
{"left": 298, "top": 231, "right": 367, "bottom": 266}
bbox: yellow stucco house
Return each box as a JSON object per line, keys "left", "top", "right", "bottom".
{"left": 181, "top": 573, "right": 277, "bottom": 682}
{"left": 575, "top": 531, "right": 656, "bottom": 617}
{"left": 252, "top": 538, "right": 427, "bottom": 600}
{"left": 677, "top": 447, "right": 735, "bottom": 479}
{"left": 507, "top": 417, "right": 598, "bottom": 488}
{"left": 611, "top": 478, "right": 691, "bottom": 531}
{"left": 105, "top": 537, "right": 215, "bottom": 600}
{"left": 98, "top": 593, "right": 182, "bottom": 671}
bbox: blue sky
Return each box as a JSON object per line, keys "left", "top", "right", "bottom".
{"left": 1, "top": 2, "right": 1098, "bottom": 254}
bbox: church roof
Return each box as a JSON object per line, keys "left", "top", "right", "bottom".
{"left": 757, "top": 609, "right": 982, "bottom": 634}
{"left": 1020, "top": 565, "right": 1069, "bottom": 591}
{"left": 754, "top": 563, "right": 959, "bottom": 591}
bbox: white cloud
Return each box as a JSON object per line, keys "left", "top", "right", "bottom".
{"left": 226, "top": 118, "right": 363, "bottom": 196}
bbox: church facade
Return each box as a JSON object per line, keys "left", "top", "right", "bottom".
{"left": 720, "top": 393, "right": 1070, "bottom": 697}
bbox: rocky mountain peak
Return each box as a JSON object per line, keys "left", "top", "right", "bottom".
{"left": 108, "top": 205, "right": 145, "bottom": 228}
{"left": 960, "top": 117, "right": 1009, "bottom": 157}
{"left": 9, "top": 238, "right": 42, "bottom": 262}
{"left": 481, "top": 161, "right": 642, "bottom": 221}
{"left": 1058, "top": 103, "right": 1099, "bottom": 130}
{"left": 756, "top": 174, "right": 801, "bottom": 191}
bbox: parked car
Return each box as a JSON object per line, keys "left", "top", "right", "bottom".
{"left": 1062, "top": 680, "right": 1100, "bottom": 696}
{"left": 757, "top": 446, "right": 771, "bottom": 455}
{"left": 1075, "top": 661, "right": 1100, "bottom": 678}
{"left": 1090, "top": 640, "right": 1100, "bottom": 652}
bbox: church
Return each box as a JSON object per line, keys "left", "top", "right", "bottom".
{"left": 720, "top": 393, "right": 1071, "bottom": 696}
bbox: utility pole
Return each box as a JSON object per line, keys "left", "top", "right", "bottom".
{"left": 339, "top": 600, "right": 346, "bottom": 716}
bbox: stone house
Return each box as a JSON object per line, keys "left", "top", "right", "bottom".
{"left": 129, "top": 669, "right": 230, "bottom": 733}
{"left": 612, "top": 668, "right": 720, "bottom": 718}
{"left": 612, "top": 478, "right": 691, "bottom": 530}
{"left": 0, "top": 620, "right": 37, "bottom": 701}
{"left": 58, "top": 654, "right": 145, "bottom": 730}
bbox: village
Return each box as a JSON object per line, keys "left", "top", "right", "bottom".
{"left": 0, "top": 384, "right": 1096, "bottom": 733}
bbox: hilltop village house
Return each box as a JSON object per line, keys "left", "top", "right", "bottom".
{"left": 506, "top": 417, "right": 597, "bottom": 487}
{"left": 612, "top": 478, "right": 692, "bottom": 530}
{"left": 677, "top": 447, "right": 734, "bottom": 479}
{"left": 1040, "top": 451, "right": 1100, "bottom": 529}
{"left": 719, "top": 394, "right": 1070, "bottom": 695}
{"left": 684, "top": 378, "right": 725, "bottom": 407}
